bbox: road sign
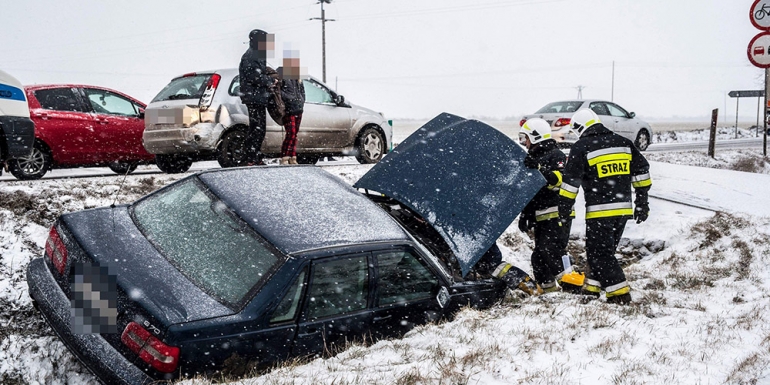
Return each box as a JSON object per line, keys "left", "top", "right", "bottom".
{"left": 729, "top": 90, "right": 765, "bottom": 98}
{"left": 748, "top": 31, "right": 770, "bottom": 68}
{"left": 752, "top": 0, "right": 770, "bottom": 30}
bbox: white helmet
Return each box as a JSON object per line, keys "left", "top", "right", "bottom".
{"left": 569, "top": 109, "right": 601, "bottom": 137}
{"left": 519, "top": 118, "right": 552, "bottom": 145}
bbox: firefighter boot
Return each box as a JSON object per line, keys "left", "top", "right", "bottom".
{"left": 605, "top": 286, "right": 632, "bottom": 305}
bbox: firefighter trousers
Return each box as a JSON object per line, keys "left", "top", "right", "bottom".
{"left": 531, "top": 218, "right": 571, "bottom": 285}
{"left": 585, "top": 216, "right": 628, "bottom": 290}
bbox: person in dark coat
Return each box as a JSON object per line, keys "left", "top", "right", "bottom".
{"left": 277, "top": 55, "right": 306, "bottom": 165}
{"left": 239, "top": 29, "right": 276, "bottom": 165}
{"left": 558, "top": 109, "right": 652, "bottom": 305}
{"left": 517, "top": 118, "right": 580, "bottom": 293}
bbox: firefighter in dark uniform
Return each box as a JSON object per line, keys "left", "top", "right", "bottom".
{"left": 517, "top": 118, "right": 580, "bottom": 293}
{"left": 558, "top": 109, "right": 651, "bottom": 305}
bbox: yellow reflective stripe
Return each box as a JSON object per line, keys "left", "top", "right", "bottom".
{"left": 585, "top": 119, "right": 596, "bottom": 128}
{"left": 584, "top": 284, "right": 601, "bottom": 293}
{"left": 543, "top": 133, "right": 551, "bottom": 139}
{"left": 547, "top": 170, "right": 563, "bottom": 190}
{"left": 632, "top": 179, "right": 652, "bottom": 188}
{"left": 536, "top": 212, "right": 560, "bottom": 221}
{"left": 585, "top": 208, "right": 634, "bottom": 219}
{"left": 588, "top": 153, "right": 632, "bottom": 167}
{"left": 559, "top": 189, "right": 577, "bottom": 199}
{"left": 606, "top": 286, "right": 631, "bottom": 298}
{"left": 493, "top": 263, "right": 512, "bottom": 279}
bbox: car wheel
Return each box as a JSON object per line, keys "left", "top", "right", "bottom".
{"left": 217, "top": 129, "right": 249, "bottom": 168}
{"left": 108, "top": 161, "right": 138, "bottom": 175}
{"left": 296, "top": 154, "right": 320, "bottom": 164}
{"left": 155, "top": 154, "right": 192, "bottom": 174}
{"left": 8, "top": 141, "right": 51, "bottom": 180}
{"left": 355, "top": 126, "right": 385, "bottom": 164}
{"left": 634, "top": 130, "right": 650, "bottom": 151}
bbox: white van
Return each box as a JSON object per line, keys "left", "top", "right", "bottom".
{"left": 0, "top": 70, "right": 35, "bottom": 170}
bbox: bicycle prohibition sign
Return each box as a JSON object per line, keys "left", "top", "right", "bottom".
{"left": 752, "top": 0, "right": 770, "bottom": 30}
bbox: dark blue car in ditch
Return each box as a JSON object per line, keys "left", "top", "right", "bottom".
{"left": 26, "top": 113, "right": 544, "bottom": 384}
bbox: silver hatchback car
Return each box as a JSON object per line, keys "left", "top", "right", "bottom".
{"left": 520, "top": 100, "right": 653, "bottom": 151}
{"left": 143, "top": 68, "right": 392, "bottom": 173}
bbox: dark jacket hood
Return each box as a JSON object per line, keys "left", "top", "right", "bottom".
{"left": 248, "top": 29, "right": 268, "bottom": 49}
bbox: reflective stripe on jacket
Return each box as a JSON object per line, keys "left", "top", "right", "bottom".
{"left": 559, "top": 124, "right": 651, "bottom": 220}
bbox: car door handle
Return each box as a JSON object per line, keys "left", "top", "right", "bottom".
{"left": 34, "top": 112, "right": 49, "bottom": 120}
{"left": 298, "top": 328, "right": 321, "bottom": 337}
{"left": 373, "top": 315, "right": 392, "bottom": 322}
{"left": 97, "top": 119, "right": 109, "bottom": 125}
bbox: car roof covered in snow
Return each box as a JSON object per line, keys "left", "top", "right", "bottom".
{"left": 196, "top": 166, "right": 410, "bottom": 255}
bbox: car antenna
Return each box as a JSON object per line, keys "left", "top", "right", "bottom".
{"left": 111, "top": 167, "right": 131, "bottom": 229}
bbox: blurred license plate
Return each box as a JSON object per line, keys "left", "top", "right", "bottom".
{"left": 147, "top": 108, "right": 183, "bottom": 125}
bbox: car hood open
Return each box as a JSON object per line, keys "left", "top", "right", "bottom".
{"left": 354, "top": 113, "right": 545, "bottom": 277}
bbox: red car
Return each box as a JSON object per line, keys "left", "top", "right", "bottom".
{"left": 7, "top": 85, "right": 154, "bottom": 180}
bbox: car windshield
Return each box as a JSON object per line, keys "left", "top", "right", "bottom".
{"left": 535, "top": 101, "right": 583, "bottom": 114}
{"left": 131, "top": 178, "right": 281, "bottom": 306}
{"left": 151, "top": 74, "right": 212, "bottom": 103}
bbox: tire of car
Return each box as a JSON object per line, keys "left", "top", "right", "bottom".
{"left": 155, "top": 154, "right": 193, "bottom": 174}
{"left": 217, "top": 129, "right": 250, "bottom": 168}
{"left": 296, "top": 154, "right": 320, "bottom": 164}
{"left": 634, "top": 129, "right": 651, "bottom": 151}
{"left": 108, "top": 161, "right": 139, "bottom": 175}
{"left": 8, "top": 140, "right": 51, "bottom": 180}
{"left": 355, "top": 126, "right": 385, "bottom": 164}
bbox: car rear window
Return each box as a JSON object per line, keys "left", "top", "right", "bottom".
{"left": 131, "top": 178, "right": 281, "bottom": 306}
{"left": 535, "top": 101, "right": 583, "bottom": 114}
{"left": 151, "top": 74, "right": 212, "bottom": 103}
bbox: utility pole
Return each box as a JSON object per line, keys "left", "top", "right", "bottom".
{"left": 611, "top": 60, "right": 615, "bottom": 102}
{"left": 576, "top": 85, "right": 585, "bottom": 99}
{"left": 310, "top": 0, "right": 335, "bottom": 83}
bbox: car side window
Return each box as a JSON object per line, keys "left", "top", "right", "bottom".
{"left": 376, "top": 250, "right": 439, "bottom": 306}
{"left": 589, "top": 102, "right": 610, "bottom": 116}
{"left": 303, "top": 79, "right": 333, "bottom": 104}
{"left": 34, "top": 88, "right": 87, "bottom": 112}
{"left": 83, "top": 88, "right": 139, "bottom": 116}
{"left": 229, "top": 76, "right": 240, "bottom": 96}
{"left": 606, "top": 103, "right": 629, "bottom": 118}
{"left": 270, "top": 267, "right": 308, "bottom": 323}
{"left": 305, "top": 256, "right": 368, "bottom": 320}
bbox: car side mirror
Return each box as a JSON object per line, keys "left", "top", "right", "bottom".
{"left": 138, "top": 108, "right": 145, "bottom": 119}
{"left": 629, "top": 111, "right": 636, "bottom": 118}
{"left": 335, "top": 94, "right": 350, "bottom": 107}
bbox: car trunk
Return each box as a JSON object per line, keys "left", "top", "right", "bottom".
{"left": 51, "top": 206, "right": 234, "bottom": 366}
{"left": 355, "top": 113, "right": 545, "bottom": 277}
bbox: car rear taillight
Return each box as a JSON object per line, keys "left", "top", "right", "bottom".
{"left": 519, "top": 119, "right": 527, "bottom": 127}
{"left": 121, "top": 322, "right": 180, "bottom": 373}
{"left": 554, "top": 118, "right": 571, "bottom": 127}
{"left": 45, "top": 226, "right": 68, "bottom": 275}
{"left": 199, "top": 74, "right": 221, "bottom": 111}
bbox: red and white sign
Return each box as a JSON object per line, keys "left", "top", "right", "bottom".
{"left": 748, "top": 31, "right": 770, "bottom": 68}
{"left": 752, "top": 0, "right": 770, "bottom": 30}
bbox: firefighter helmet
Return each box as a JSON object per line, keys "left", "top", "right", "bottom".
{"left": 569, "top": 109, "right": 601, "bottom": 137}
{"left": 519, "top": 118, "right": 552, "bottom": 146}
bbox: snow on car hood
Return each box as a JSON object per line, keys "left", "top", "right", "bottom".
{"left": 355, "top": 113, "right": 545, "bottom": 277}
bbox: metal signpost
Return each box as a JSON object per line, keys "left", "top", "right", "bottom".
{"left": 728, "top": 90, "right": 765, "bottom": 137}
{"left": 749, "top": 0, "right": 770, "bottom": 156}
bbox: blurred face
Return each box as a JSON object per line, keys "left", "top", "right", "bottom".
{"left": 257, "top": 34, "right": 275, "bottom": 52}
{"left": 519, "top": 133, "right": 532, "bottom": 149}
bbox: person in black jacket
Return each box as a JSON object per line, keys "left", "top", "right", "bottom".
{"left": 277, "top": 54, "right": 306, "bottom": 165}
{"left": 558, "top": 109, "right": 652, "bottom": 305}
{"left": 239, "top": 29, "right": 276, "bottom": 165}
{"left": 517, "top": 118, "right": 580, "bottom": 293}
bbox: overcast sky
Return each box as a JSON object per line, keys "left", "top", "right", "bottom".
{"left": 0, "top": 0, "right": 762, "bottom": 122}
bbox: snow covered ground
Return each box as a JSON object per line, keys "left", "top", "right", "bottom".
{"left": 1, "top": 131, "right": 770, "bottom": 384}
